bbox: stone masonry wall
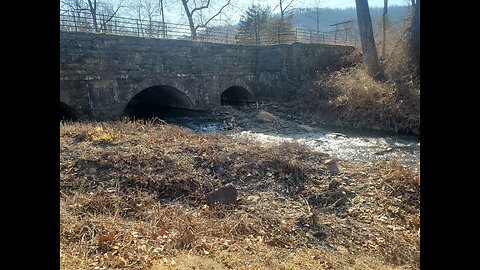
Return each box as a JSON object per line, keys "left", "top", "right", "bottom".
{"left": 60, "top": 31, "right": 353, "bottom": 119}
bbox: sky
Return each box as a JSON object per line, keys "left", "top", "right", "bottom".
{"left": 239, "top": 0, "right": 410, "bottom": 10}
{"left": 210, "top": 0, "right": 412, "bottom": 26}
{"left": 61, "top": 0, "right": 412, "bottom": 28}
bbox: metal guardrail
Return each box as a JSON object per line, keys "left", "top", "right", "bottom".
{"left": 60, "top": 10, "right": 358, "bottom": 46}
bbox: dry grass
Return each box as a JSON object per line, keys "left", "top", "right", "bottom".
{"left": 378, "top": 17, "right": 420, "bottom": 86}
{"left": 257, "top": 110, "right": 282, "bottom": 122}
{"left": 299, "top": 17, "right": 420, "bottom": 135}
{"left": 309, "top": 65, "right": 419, "bottom": 133}
{"left": 60, "top": 121, "right": 419, "bottom": 269}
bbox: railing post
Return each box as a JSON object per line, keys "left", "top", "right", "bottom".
{"left": 345, "top": 28, "right": 348, "bottom": 45}
{"left": 73, "top": 13, "right": 78, "bottom": 32}
{"left": 59, "top": 10, "right": 322, "bottom": 46}
{"left": 136, "top": 19, "right": 139, "bottom": 37}
{"left": 102, "top": 14, "right": 105, "bottom": 33}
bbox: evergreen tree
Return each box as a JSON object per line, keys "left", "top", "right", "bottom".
{"left": 236, "top": 4, "right": 295, "bottom": 44}
{"left": 236, "top": 4, "right": 271, "bottom": 44}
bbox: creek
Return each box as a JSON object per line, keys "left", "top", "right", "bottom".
{"left": 164, "top": 109, "right": 420, "bottom": 169}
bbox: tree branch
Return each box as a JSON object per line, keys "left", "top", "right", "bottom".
{"left": 273, "top": 0, "right": 295, "bottom": 13}
{"left": 191, "top": 0, "right": 211, "bottom": 14}
{"left": 60, "top": 0, "right": 76, "bottom": 10}
{"left": 87, "top": 0, "right": 96, "bottom": 11}
{"left": 99, "top": 5, "right": 124, "bottom": 31}
{"left": 284, "top": 0, "right": 295, "bottom": 12}
{"left": 198, "top": 0, "right": 230, "bottom": 28}
{"left": 272, "top": 4, "right": 280, "bottom": 12}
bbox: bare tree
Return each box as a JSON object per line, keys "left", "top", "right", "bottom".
{"left": 126, "top": 0, "right": 164, "bottom": 37}
{"left": 180, "top": 0, "right": 232, "bottom": 38}
{"left": 311, "top": 0, "right": 322, "bottom": 35}
{"left": 61, "top": 0, "right": 124, "bottom": 33}
{"left": 137, "top": 0, "right": 159, "bottom": 36}
{"left": 61, "top": 0, "right": 84, "bottom": 31}
{"left": 144, "top": 1, "right": 160, "bottom": 36}
{"left": 128, "top": 0, "right": 144, "bottom": 36}
{"left": 97, "top": 1, "right": 123, "bottom": 33}
{"left": 382, "top": 0, "right": 388, "bottom": 58}
{"left": 294, "top": 1, "right": 323, "bottom": 42}
{"left": 85, "top": 0, "right": 124, "bottom": 32}
{"left": 159, "top": 0, "right": 166, "bottom": 37}
{"left": 86, "top": 0, "right": 100, "bottom": 31}
{"left": 273, "top": 0, "right": 295, "bottom": 32}
{"left": 355, "top": 0, "right": 381, "bottom": 79}
{"left": 61, "top": 0, "right": 86, "bottom": 13}
{"left": 409, "top": 0, "right": 420, "bottom": 78}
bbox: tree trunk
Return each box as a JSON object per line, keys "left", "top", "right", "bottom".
{"left": 87, "top": 0, "right": 99, "bottom": 32}
{"left": 254, "top": 14, "right": 259, "bottom": 44}
{"left": 355, "top": 0, "right": 382, "bottom": 79}
{"left": 149, "top": 17, "right": 153, "bottom": 37}
{"left": 410, "top": 0, "right": 420, "bottom": 78}
{"left": 181, "top": 0, "right": 197, "bottom": 38}
{"left": 72, "top": 10, "right": 78, "bottom": 32}
{"left": 280, "top": 1, "right": 284, "bottom": 32}
{"left": 159, "top": 0, "right": 166, "bottom": 38}
{"left": 382, "top": 0, "right": 388, "bottom": 58}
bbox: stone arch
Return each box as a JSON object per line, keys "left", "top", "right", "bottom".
{"left": 124, "top": 85, "right": 196, "bottom": 119}
{"left": 60, "top": 101, "right": 79, "bottom": 121}
{"left": 220, "top": 86, "right": 255, "bottom": 106}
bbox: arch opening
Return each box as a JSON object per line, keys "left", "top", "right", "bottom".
{"left": 221, "top": 86, "right": 255, "bottom": 106}
{"left": 60, "top": 101, "right": 78, "bottom": 121}
{"left": 124, "top": 85, "right": 196, "bottom": 120}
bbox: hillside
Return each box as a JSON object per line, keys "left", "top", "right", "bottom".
{"left": 211, "top": 5, "right": 411, "bottom": 38}
{"left": 290, "top": 6, "right": 411, "bottom": 32}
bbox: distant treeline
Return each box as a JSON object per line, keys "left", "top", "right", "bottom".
{"left": 210, "top": 5, "right": 412, "bottom": 35}
{"left": 290, "top": 6, "right": 411, "bottom": 32}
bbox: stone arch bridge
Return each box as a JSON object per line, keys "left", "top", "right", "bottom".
{"left": 60, "top": 31, "right": 354, "bottom": 120}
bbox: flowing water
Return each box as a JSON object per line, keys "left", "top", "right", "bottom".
{"left": 165, "top": 112, "right": 420, "bottom": 169}
{"left": 233, "top": 129, "right": 419, "bottom": 167}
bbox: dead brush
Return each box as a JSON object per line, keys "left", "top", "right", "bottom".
{"left": 61, "top": 121, "right": 420, "bottom": 269}
{"left": 298, "top": 16, "right": 420, "bottom": 134}
{"left": 62, "top": 189, "right": 298, "bottom": 265}
{"left": 274, "top": 141, "right": 319, "bottom": 160}
{"left": 303, "top": 64, "right": 419, "bottom": 133}
{"left": 382, "top": 158, "right": 420, "bottom": 196}
{"left": 381, "top": 226, "right": 420, "bottom": 268}
{"left": 378, "top": 17, "right": 420, "bottom": 86}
